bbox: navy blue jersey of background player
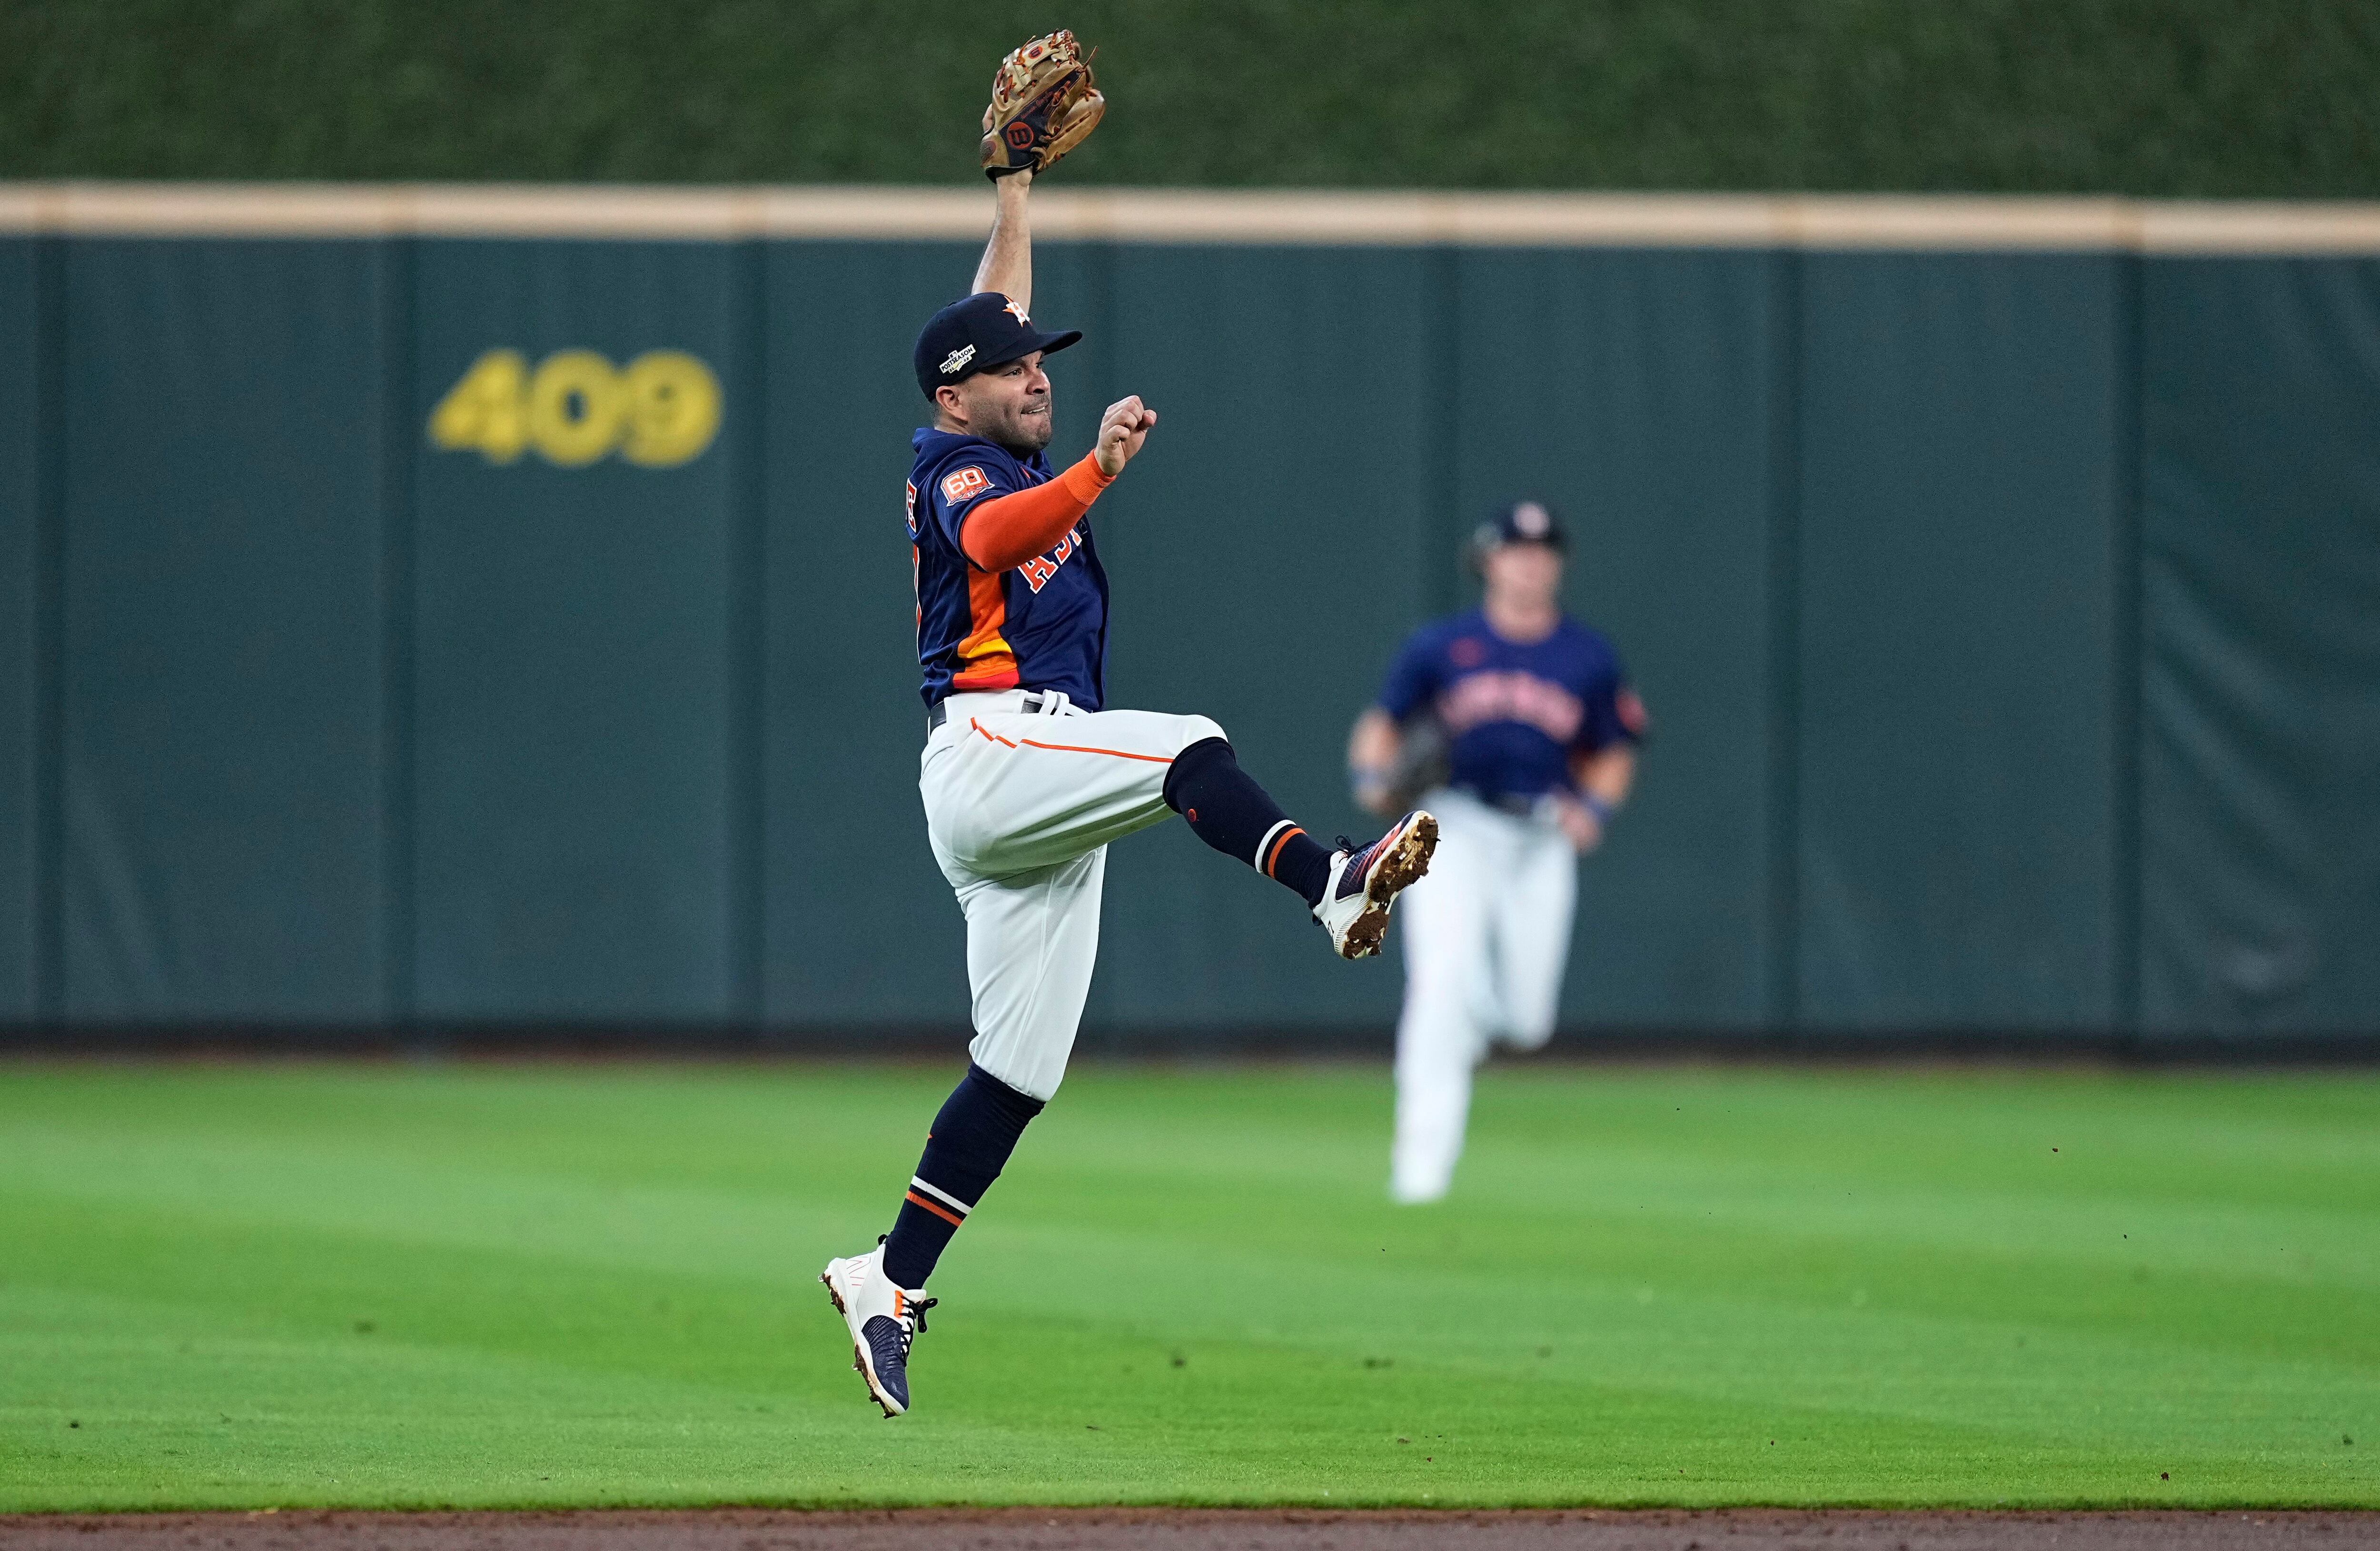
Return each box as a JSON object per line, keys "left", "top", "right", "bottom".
{"left": 909, "top": 428, "right": 1110, "bottom": 709}
{"left": 1376, "top": 607, "right": 1644, "bottom": 806}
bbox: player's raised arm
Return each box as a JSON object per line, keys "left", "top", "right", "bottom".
{"left": 972, "top": 170, "right": 1033, "bottom": 312}
{"left": 969, "top": 30, "right": 1104, "bottom": 313}
{"left": 969, "top": 27, "right": 1104, "bottom": 317}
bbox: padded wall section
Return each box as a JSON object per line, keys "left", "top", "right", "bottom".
{"left": 58, "top": 241, "right": 386, "bottom": 1020}
{"left": 16, "top": 233, "right": 2380, "bottom": 1045}
{"left": 2140, "top": 260, "right": 2380, "bottom": 1039}
{"left": 1795, "top": 254, "right": 2121, "bottom": 1031}
{"left": 1452, "top": 249, "right": 1775, "bottom": 1031}
{"left": 1084, "top": 247, "right": 1434, "bottom": 1033}
{"left": 760, "top": 240, "right": 980, "bottom": 1027}
{"left": 410, "top": 241, "right": 746, "bottom": 1021}
{"left": 0, "top": 241, "right": 35, "bottom": 1018}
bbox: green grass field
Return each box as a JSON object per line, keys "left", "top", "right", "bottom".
{"left": 1, "top": 1059, "right": 2374, "bottom": 1512}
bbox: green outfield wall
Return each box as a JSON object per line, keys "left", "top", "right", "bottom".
{"left": 1, "top": 191, "right": 2374, "bottom": 1048}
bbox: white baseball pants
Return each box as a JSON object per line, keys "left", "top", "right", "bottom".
{"left": 919, "top": 689, "right": 1225, "bottom": 1101}
{"left": 1390, "top": 786, "right": 1578, "bottom": 1203}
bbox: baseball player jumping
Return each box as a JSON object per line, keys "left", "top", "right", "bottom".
{"left": 1348, "top": 501, "right": 1643, "bottom": 1204}
{"left": 820, "top": 34, "right": 1436, "bottom": 1419}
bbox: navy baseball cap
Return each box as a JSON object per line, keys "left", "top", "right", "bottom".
{"left": 913, "top": 292, "right": 1082, "bottom": 399}
{"left": 1471, "top": 498, "right": 1568, "bottom": 556}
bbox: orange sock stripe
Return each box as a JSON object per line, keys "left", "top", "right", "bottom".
{"left": 1262, "top": 825, "right": 1305, "bottom": 878}
{"left": 904, "top": 1190, "right": 965, "bottom": 1228}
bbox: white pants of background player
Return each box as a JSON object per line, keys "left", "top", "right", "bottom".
{"left": 1390, "top": 786, "right": 1577, "bottom": 1203}
{"left": 920, "top": 688, "right": 1225, "bottom": 1102}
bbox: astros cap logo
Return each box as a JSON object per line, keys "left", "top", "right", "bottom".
{"left": 1002, "top": 298, "right": 1031, "bottom": 326}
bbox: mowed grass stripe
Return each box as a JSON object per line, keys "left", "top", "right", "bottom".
{"left": 0, "top": 1278, "right": 2062, "bottom": 1511}
{"left": 0, "top": 1061, "right": 2374, "bottom": 1509}
{"left": 13, "top": 1066, "right": 2375, "bottom": 1282}
{"left": 12, "top": 1173, "right": 2366, "bottom": 1440}
{"left": 11, "top": 1075, "right": 2373, "bottom": 1370}
{"left": 7, "top": 1164, "right": 2370, "bottom": 1459}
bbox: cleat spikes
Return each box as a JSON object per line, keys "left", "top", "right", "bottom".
{"left": 820, "top": 1243, "right": 930, "bottom": 1418}
{"left": 1313, "top": 810, "right": 1438, "bottom": 959}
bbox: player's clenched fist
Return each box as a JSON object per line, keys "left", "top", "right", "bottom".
{"left": 1094, "top": 396, "right": 1156, "bottom": 477}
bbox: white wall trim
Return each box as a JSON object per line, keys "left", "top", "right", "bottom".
{"left": 2, "top": 182, "right": 2377, "bottom": 254}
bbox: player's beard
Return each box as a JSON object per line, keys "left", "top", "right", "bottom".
{"left": 994, "top": 398, "right": 1056, "bottom": 457}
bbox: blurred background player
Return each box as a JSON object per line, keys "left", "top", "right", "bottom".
{"left": 1348, "top": 500, "right": 1645, "bottom": 1203}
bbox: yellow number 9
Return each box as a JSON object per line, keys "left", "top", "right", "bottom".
{"left": 527, "top": 351, "right": 628, "bottom": 467}
{"left": 622, "top": 351, "right": 723, "bottom": 468}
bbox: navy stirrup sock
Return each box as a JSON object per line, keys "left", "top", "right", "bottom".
{"left": 1163, "top": 736, "right": 1333, "bottom": 908}
{"left": 882, "top": 1063, "right": 1045, "bottom": 1289}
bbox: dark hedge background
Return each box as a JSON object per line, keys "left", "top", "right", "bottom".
{"left": 3, "top": 0, "right": 2377, "bottom": 193}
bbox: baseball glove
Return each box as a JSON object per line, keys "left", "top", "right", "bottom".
{"left": 980, "top": 30, "right": 1105, "bottom": 179}
{"left": 1375, "top": 711, "right": 1451, "bottom": 813}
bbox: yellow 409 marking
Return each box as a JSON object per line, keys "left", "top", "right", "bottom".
{"left": 429, "top": 348, "right": 722, "bottom": 468}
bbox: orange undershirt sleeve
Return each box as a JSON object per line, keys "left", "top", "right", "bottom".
{"left": 959, "top": 454, "right": 1115, "bottom": 572}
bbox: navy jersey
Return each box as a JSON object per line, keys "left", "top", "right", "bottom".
{"left": 1377, "top": 607, "right": 1643, "bottom": 804}
{"left": 909, "top": 428, "right": 1110, "bottom": 709}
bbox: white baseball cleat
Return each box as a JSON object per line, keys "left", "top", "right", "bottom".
{"left": 820, "top": 1238, "right": 935, "bottom": 1418}
{"left": 1314, "top": 810, "right": 1438, "bottom": 960}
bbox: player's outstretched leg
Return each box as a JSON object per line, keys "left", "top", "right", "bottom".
{"left": 822, "top": 1063, "right": 1044, "bottom": 1417}
{"left": 1161, "top": 736, "right": 1438, "bottom": 959}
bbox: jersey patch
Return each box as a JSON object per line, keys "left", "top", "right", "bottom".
{"left": 941, "top": 466, "right": 992, "bottom": 503}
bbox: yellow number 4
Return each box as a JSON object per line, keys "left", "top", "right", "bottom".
{"left": 429, "top": 348, "right": 722, "bottom": 469}
{"left": 428, "top": 349, "right": 530, "bottom": 463}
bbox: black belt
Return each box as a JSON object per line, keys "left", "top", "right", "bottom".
{"left": 1457, "top": 784, "right": 1542, "bottom": 817}
{"left": 928, "top": 692, "right": 1044, "bottom": 733}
